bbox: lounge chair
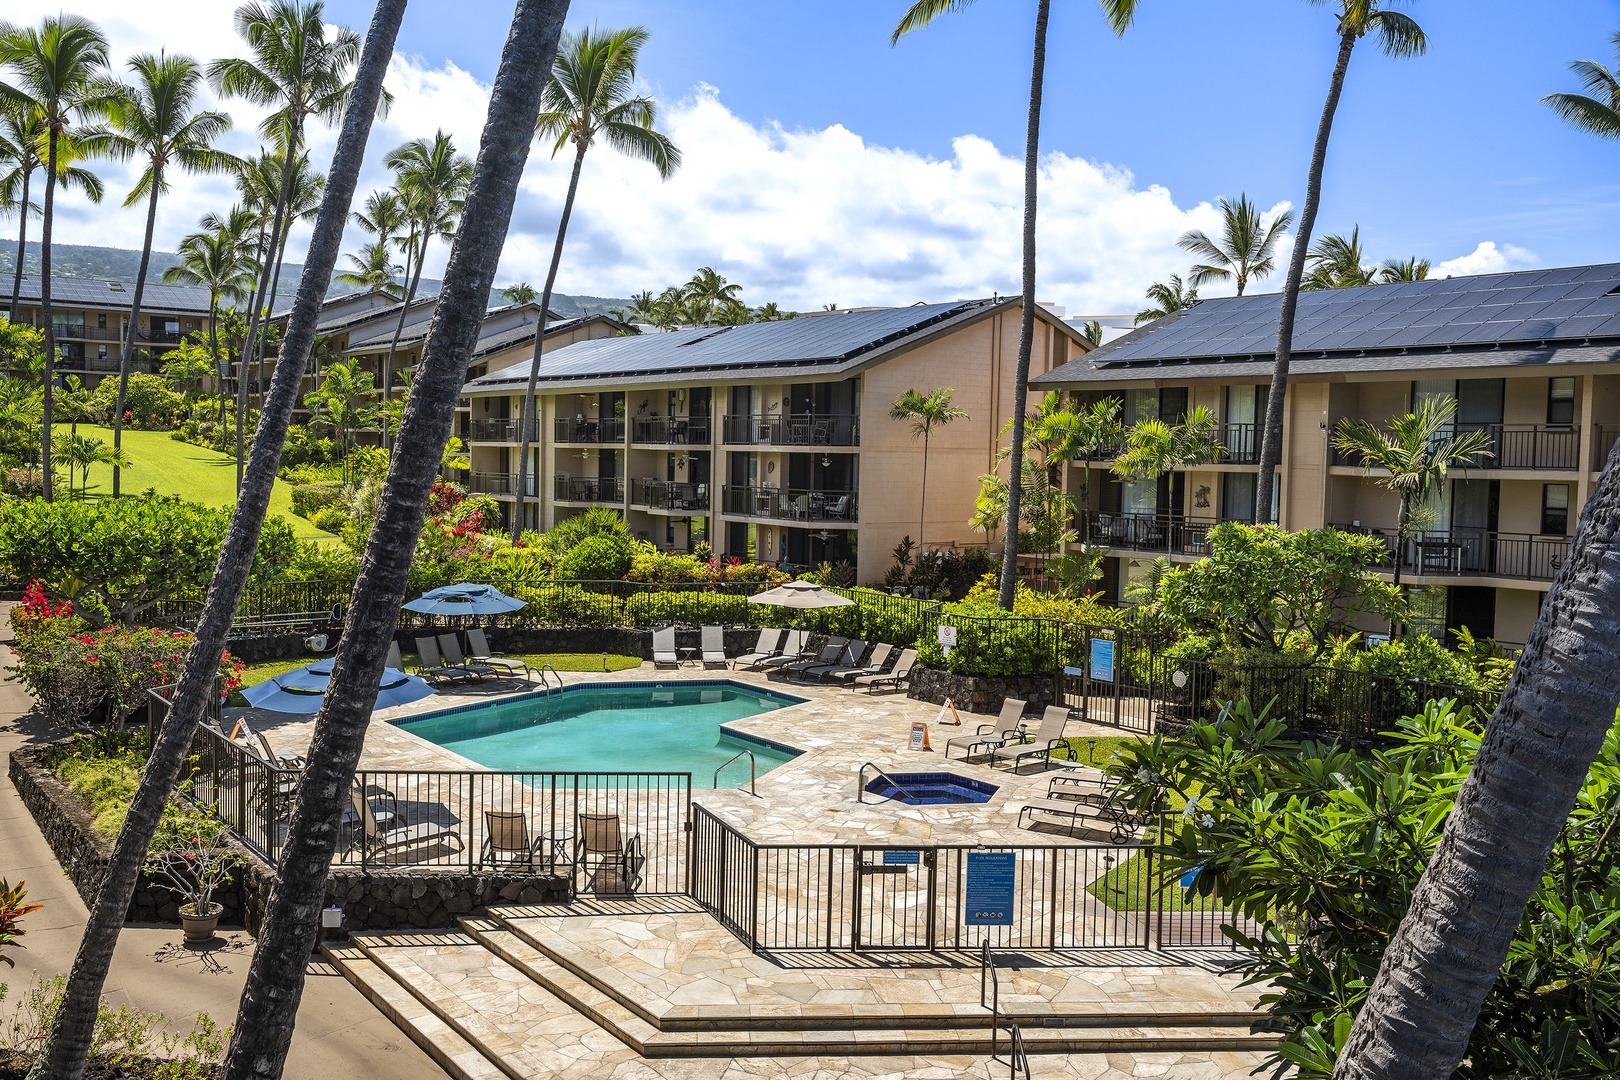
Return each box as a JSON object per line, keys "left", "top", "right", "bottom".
{"left": 700, "top": 625, "right": 728, "bottom": 669}
{"left": 576, "top": 811, "right": 644, "bottom": 895}
{"left": 757, "top": 629, "right": 813, "bottom": 670}
{"left": 480, "top": 810, "right": 547, "bottom": 868}
{"left": 466, "top": 628, "right": 531, "bottom": 680}
{"left": 988, "top": 706, "right": 1071, "bottom": 772}
{"left": 652, "top": 626, "right": 679, "bottom": 668}
{"left": 349, "top": 783, "right": 462, "bottom": 861}
{"left": 800, "top": 640, "right": 868, "bottom": 682}
{"left": 826, "top": 642, "right": 893, "bottom": 684}
{"left": 780, "top": 636, "right": 847, "bottom": 679}
{"left": 945, "top": 697, "right": 1028, "bottom": 761}
{"left": 414, "top": 636, "right": 477, "bottom": 685}
{"left": 439, "top": 634, "right": 500, "bottom": 680}
{"left": 234, "top": 717, "right": 304, "bottom": 769}
{"left": 731, "top": 628, "right": 785, "bottom": 669}
{"left": 1018, "top": 783, "right": 1142, "bottom": 843}
{"left": 856, "top": 648, "right": 917, "bottom": 693}
{"left": 386, "top": 641, "right": 403, "bottom": 670}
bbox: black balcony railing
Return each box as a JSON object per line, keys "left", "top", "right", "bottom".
{"left": 630, "top": 478, "right": 709, "bottom": 511}
{"left": 138, "top": 329, "right": 185, "bottom": 345}
{"left": 51, "top": 323, "right": 123, "bottom": 342}
{"left": 1333, "top": 423, "right": 1580, "bottom": 471}
{"left": 1083, "top": 512, "right": 1240, "bottom": 555}
{"left": 721, "top": 413, "right": 859, "bottom": 447}
{"left": 469, "top": 472, "right": 513, "bottom": 495}
{"left": 1595, "top": 426, "right": 1620, "bottom": 471}
{"left": 469, "top": 417, "right": 537, "bottom": 442}
{"left": 1330, "top": 523, "right": 1570, "bottom": 582}
{"left": 721, "top": 484, "right": 857, "bottom": 523}
{"left": 554, "top": 416, "right": 625, "bottom": 444}
{"left": 632, "top": 415, "right": 711, "bottom": 445}
{"left": 1219, "top": 423, "right": 1259, "bottom": 465}
{"left": 554, "top": 475, "right": 624, "bottom": 503}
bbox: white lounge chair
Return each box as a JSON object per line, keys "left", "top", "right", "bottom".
{"left": 466, "top": 628, "right": 530, "bottom": 680}
{"left": 732, "top": 628, "right": 785, "bottom": 669}
{"left": 652, "top": 626, "right": 679, "bottom": 668}
{"left": 945, "top": 697, "right": 1028, "bottom": 761}
{"left": 856, "top": 648, "right": 916, "bottom": 693}
{"left": 701, "top": 625, "right": 728, "bottom": 668}
{"left": 826, "top": 642, "right": 893, "bottom": 684}
{"left": 758, "top": 629, "right": 812, "bottom": 669}
{"left": 988, "top": 706, "right": 1071, "bottom": 771}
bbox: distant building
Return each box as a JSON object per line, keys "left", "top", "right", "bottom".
{"left": 0, "top": 275, "right": 213, "bottom": 386}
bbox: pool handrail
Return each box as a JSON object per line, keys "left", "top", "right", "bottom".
{"left": 536, "top": 664, "right": 561, "bottom": 691}
{"left": 713, "top": 748, "right": 758, "bottom": 796}
{"left": 856, "top": 761, "right": 913, "bottom": 804}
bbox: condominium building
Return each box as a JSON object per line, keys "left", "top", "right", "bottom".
{"left": 460, "top": 298, "right": 1091, "bottom": 582}
{"left": 0, "top": 275, "right": 213, "bottom": 385}
{"left": 1033, "top": 262, "right": 1620, "bottom": 644}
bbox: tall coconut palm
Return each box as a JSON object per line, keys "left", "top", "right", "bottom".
{"left": 27, "top": 5, "right": 404, "bottom": 1080}
{"left": 210, "top": 0, "right": 363, "bottom": 488}
{"left": 895, "top": 0, "right": 1142, "bottom": 609}
{"left": 1035, "top": 394, "right": 1123, "bottom": 513}
{"left": 501, "top": 280, "right": 537, "bottom": 305}
{"left": 101, "top": 51, "right": 236, "bottom": 495}
{"left": 220, "top": 6, "right": 567, "bottom": 1076}
{"left": 334, "top": 239, "right": 401, "bottom": 297}
{"left": 510, "top": 24, "right": 679, "bottom": 539}
{"left": 1135, "top": 273, "right": 1199, "bottom": 325}
{"left": 350, "top": 185, "right": 402, "bottom": 248}
{"left": 377, "top": 130, "right": 471, "bottom": 440}
{"left": 1302, "top": 226, "right": 1375, "bottom": 290}
{"left": 0, "top": 15, "right": 113, "bottom": 502}
{"left": 1177, "top": 193, "right": 1294, "bottom": 297}
{"left": 890, "top": 387, "right": 969, "bottom": 548}
{"left": 1111, "top": 405, "right": 1225, "bottom": 552}
{"left": 1378, "top": 255, "right": 1429, "bottom": 283}
{"left": 1542, "top": 30, "right": 1620, "bottom": 140}
{"left": 1254, "top": 0, "right": 1427, "bottom": 525}
{"left": 165, "top": 211, "right": 258, "bottom": 429}
{"left": 0, "top": 103, "right": 103, "bottom": 324}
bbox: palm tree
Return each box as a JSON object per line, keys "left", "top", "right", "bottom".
{"left": 1135, "top": 274, "right": 1199, "bottom": 325}
{"left": 1177, "top": 193, "right": 1293, "bottom": 296}
{"left": 1543, "top": 29, "right": 1620, "bottom": 140}
{"left": 101, "top": 51, "right": 236, "bottom": 495}
{"left": 1035, "top": 394, "right": 1123, "bottom": 513}
{"left": 378, "top": 131, "right": 472, "bottom": 437}
{"left": 1332, "top": 395, "right": 1493, "bottom": 598}
{"left": 1253, "top": 0, "right": 1427, "bottom": 525}
{"left": 896, "top": 0, "right": 1141, "bottom": 610}
{"left": 890, "top": 387, "right": 969, "bottom": 549}
{"left": 59, "top": 430, "right": 129, "bottom": 495}
{"left": 1302, "top": 226, "right": 1375, "bottom": 290}
{"left": 501, "top": 281, "right": 537, "bottom": 306}
{"left": 1378, "top": 255, "right": 1429, "bottom": 283}
{"left": 218, "top": 6, "right": 566, "bottom": 1074}
{"left": 163, "top": 218, "right": 257, "bottom": 429}
{"left": 1110, "top": 405, "right": 1225, "bottom": 553}
{"left": 350, "top": 186, "right": 402, "bottom": 248}
{"left": 210, "top": 0, "right": 362, "bottom": 488}
{"left": 0, "top": 15, "right": 113, "bottom": 502}
{"left": 510, "top": 25, "right": 680, "bottom": 540}
{"left": 0, "top": 102, "right": 103, "bottom": 323}
{"left": 334, "top": 239, "right": 401, "bottom": 297}
{"left": 28, "top": 2, "right": 404, "bottom": 1077}
{"left": 55, "top": 372, "right": 93, "bottom": 434}
{"left": 302, "top": 357, "right": 375, "bottom": 474}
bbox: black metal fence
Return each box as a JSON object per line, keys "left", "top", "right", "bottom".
{"left": 689, "top": 806, "right": 1234, "bottom": 952}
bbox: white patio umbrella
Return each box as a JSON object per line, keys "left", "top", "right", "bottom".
{"left": 747, "top": 580, "right": 855, "bottom": 610}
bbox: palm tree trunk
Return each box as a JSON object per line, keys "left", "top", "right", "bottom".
{"left": 995, "top": 0, "right": 1049, "bottom": 611}
{"left": 208, "top": 292, "right": 223, "bottom": 427}
{"left": 1334, "top": 444, "right": 1620, "bottom": 1079}
{"left": 238, "top": 152, "right": 296, "bottom": 492}
{"left": 511, "top": 139, "right": 586, "bottom": 540}
{"left": 10, "top": 164, "right": 29, "bottom": 324}
{"left": 221, "top": 8, "right": 566, "bottom": 1077}
{"left": 1255, "top": 29, "right": 1356, "bottom": 525}
{"left": 919, "top": 427, "right": 929, "bottom": 549}
{"left": 379, "top": 228, "right": 423, "bottom": 447}
{"left": 22, "top": 9, "right": 406, "bottom": 1080}
{"left": 257, "top": 217, "right": 295, "bottom": 402}
{"left": 113, "top": 177, "right": 162, "bottom": 497}
{"left": 39, "top": 132, "right": 57, "bottom": 502}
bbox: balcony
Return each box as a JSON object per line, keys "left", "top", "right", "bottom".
{"left": 554, "top": 475, "right": 623, "bottom": 503}
{"left": 470, "top": 418, "right": 537, "bottom": 443}
{"left": 721, "top": 413, "right": 859, "bottom": 447}
{"left": 469, "top": 472, "right": 514, "bottom": 495}
{"left": 1594, "top": 426, "right": 1620, "bottom": 470}
{"left": 554, "top": 416, "right": 625, "bottom": 444}
{"left": 1218, "top": 423, "right": 1258, "bottom": 465}
{"left": 138, "top": 329, "right": 185, "bottom": 345}
{"left": 1331, "top": 523, "right": 1570, "bottom": 582}
{"left": 1332, "top": 423, "right": 1581, "bottom": 471}
{"left": 721, "top": 485, "right": 857, "bottom": 524}
{"left": 630, "top": 478, "right": 709, "bottom": 512}
{"left": 51, "top": 323, "right": 123, "bottom": 342}
{"left": 1083, "top": 512, "right": 1240, "bottom": 556}
{"left": 631, "top": 415, "right": 711, "bottom": 445}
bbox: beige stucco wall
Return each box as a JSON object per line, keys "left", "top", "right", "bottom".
{"left": 1279, "top": 382, "right": 1331, "bottom": 530}
{"left": 1494, "top": 587, "right": 1544, "bottom": 643}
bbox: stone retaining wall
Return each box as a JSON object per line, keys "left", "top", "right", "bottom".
{"left": 225, "top": 633, "right": 317, "bottom": 664}
{"left": 907, "top": 667, "right": 1060, "bottom": 714}
{"left": 9, "top": 746, "right": 569, "bottom": 934}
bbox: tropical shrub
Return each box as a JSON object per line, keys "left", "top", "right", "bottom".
{"left": 624, "top": 588, "right": 756, "bottom": 628}
{"left": 46, "top": 730, "right": 148, "bottom": 836}
{"left": 90, "top": 371, "right": 183, "bottom": 428}
{"left": 916, "top": 603, "right": 1055, "bottom": 677}
{"left": 1, "top": 468, "right": 44, "bottom": 498}
{"left": 555, "top": 533, "right": 633, "bottom": 583}
{"left": 286, "top": 539, "right": 361, "bottom": 587}
{"left": 289, "top": 481, "right": 344, "bottom": 519}
{"left": 0, "top": 878, "right": 42, "bottom": 967}
{"left": 278, "top": 424, "right": 340, "bottom": 471}
{"left": 145, "top": 801, "right": 246, "bottom": 917}
{"left": 506, "top": 582, "right": 622, "bottom": 628}
{"left": 0, "top": 972, "right": 229, "bottom": 1077}
{"left": 311, "top": 505, "right": 349, "bottom": 535}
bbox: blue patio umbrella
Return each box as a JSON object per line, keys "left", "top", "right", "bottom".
{"left": 402, "top": 582, "right": 527, "bottom": 616}
{"left": 242, "top": 660, "right": 437, "bottom": 714}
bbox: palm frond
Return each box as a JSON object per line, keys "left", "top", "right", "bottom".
{"left": 891, "top": 0, "right": 979, "bottom": 45}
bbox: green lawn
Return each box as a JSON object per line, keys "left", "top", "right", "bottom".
{"left": 52, "top": 425, "right": 331, "bottom": 540}
{"left": 233, "top": 650, "right": 644, "bottom": 697}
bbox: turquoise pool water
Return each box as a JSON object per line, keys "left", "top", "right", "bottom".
{"left": 397, "top": 681, "right": 802, "bottom": 787}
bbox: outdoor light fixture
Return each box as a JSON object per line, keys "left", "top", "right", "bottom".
{"left": 821, "top": 454, "right": 832, "bottom": 467}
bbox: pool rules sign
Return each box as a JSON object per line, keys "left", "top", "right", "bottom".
{"left": 964, "top": 851, "right": 1016, "bottom": 926}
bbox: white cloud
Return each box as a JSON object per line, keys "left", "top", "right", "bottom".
{"left": 1435, "top": 241, "right": 1539, "bottom": 278}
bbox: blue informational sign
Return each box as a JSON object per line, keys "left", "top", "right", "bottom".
{"left": 883, "top": 850, "right": 921, "bottom": 866}
{"left": 1090, "top": 638, "right": 1116, "bottom": 683}
{"left": 964, "top": 851, "right": 1016, "bottom": 926}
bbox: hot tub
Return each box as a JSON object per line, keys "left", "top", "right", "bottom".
{"left": 863, "top": 772, "right": 999, "bottom": 805}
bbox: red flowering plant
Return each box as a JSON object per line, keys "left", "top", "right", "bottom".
{"left": 144, "top": 801, "right": 244, "bottom": 919}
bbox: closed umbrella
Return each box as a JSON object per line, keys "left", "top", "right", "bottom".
{"left": 402, "top": 583, "right": 527, "bottom": 616}
{"left": 241, "top": 660, "right": 437, "bottom": 715}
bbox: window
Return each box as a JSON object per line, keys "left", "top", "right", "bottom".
{"left": 1542, "top": 483, "right": 1570, "bottom": 536}
{"left": 1547, "top": 377, "right": 1575, "bottom": 426}
{"left": 96, "top": 314, "right": 105, "bottom": 329}
{"left": 97, "top": 345, "right": 106, "bottom": 360}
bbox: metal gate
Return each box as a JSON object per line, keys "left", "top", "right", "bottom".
{"left": 852, "top": 847, "right": 936, "bottom": 950}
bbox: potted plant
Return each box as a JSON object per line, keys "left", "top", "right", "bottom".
{"left": 145, "top": 802, "right": 244, "bottom": 943}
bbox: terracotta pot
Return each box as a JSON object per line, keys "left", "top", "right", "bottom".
{"left": 179, "top": 902, "right": 223, "bottom": 943}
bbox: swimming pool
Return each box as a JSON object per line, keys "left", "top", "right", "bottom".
{"left": 397, "top": 681, "right": 803, "bottom": 788}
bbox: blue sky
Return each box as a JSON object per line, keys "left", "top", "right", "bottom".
{"left": 7, "top": 0, "right": 1620, "bottom": 311}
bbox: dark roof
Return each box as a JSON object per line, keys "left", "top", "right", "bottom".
{"left": 1034, "top": 262, "right": 1620, "bottom": 386}
{"left": 0, "top": 275, "right": 214, "bottom": 315}
{"left": 465, "top": 299, "right": 1029, "bottom": 392}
